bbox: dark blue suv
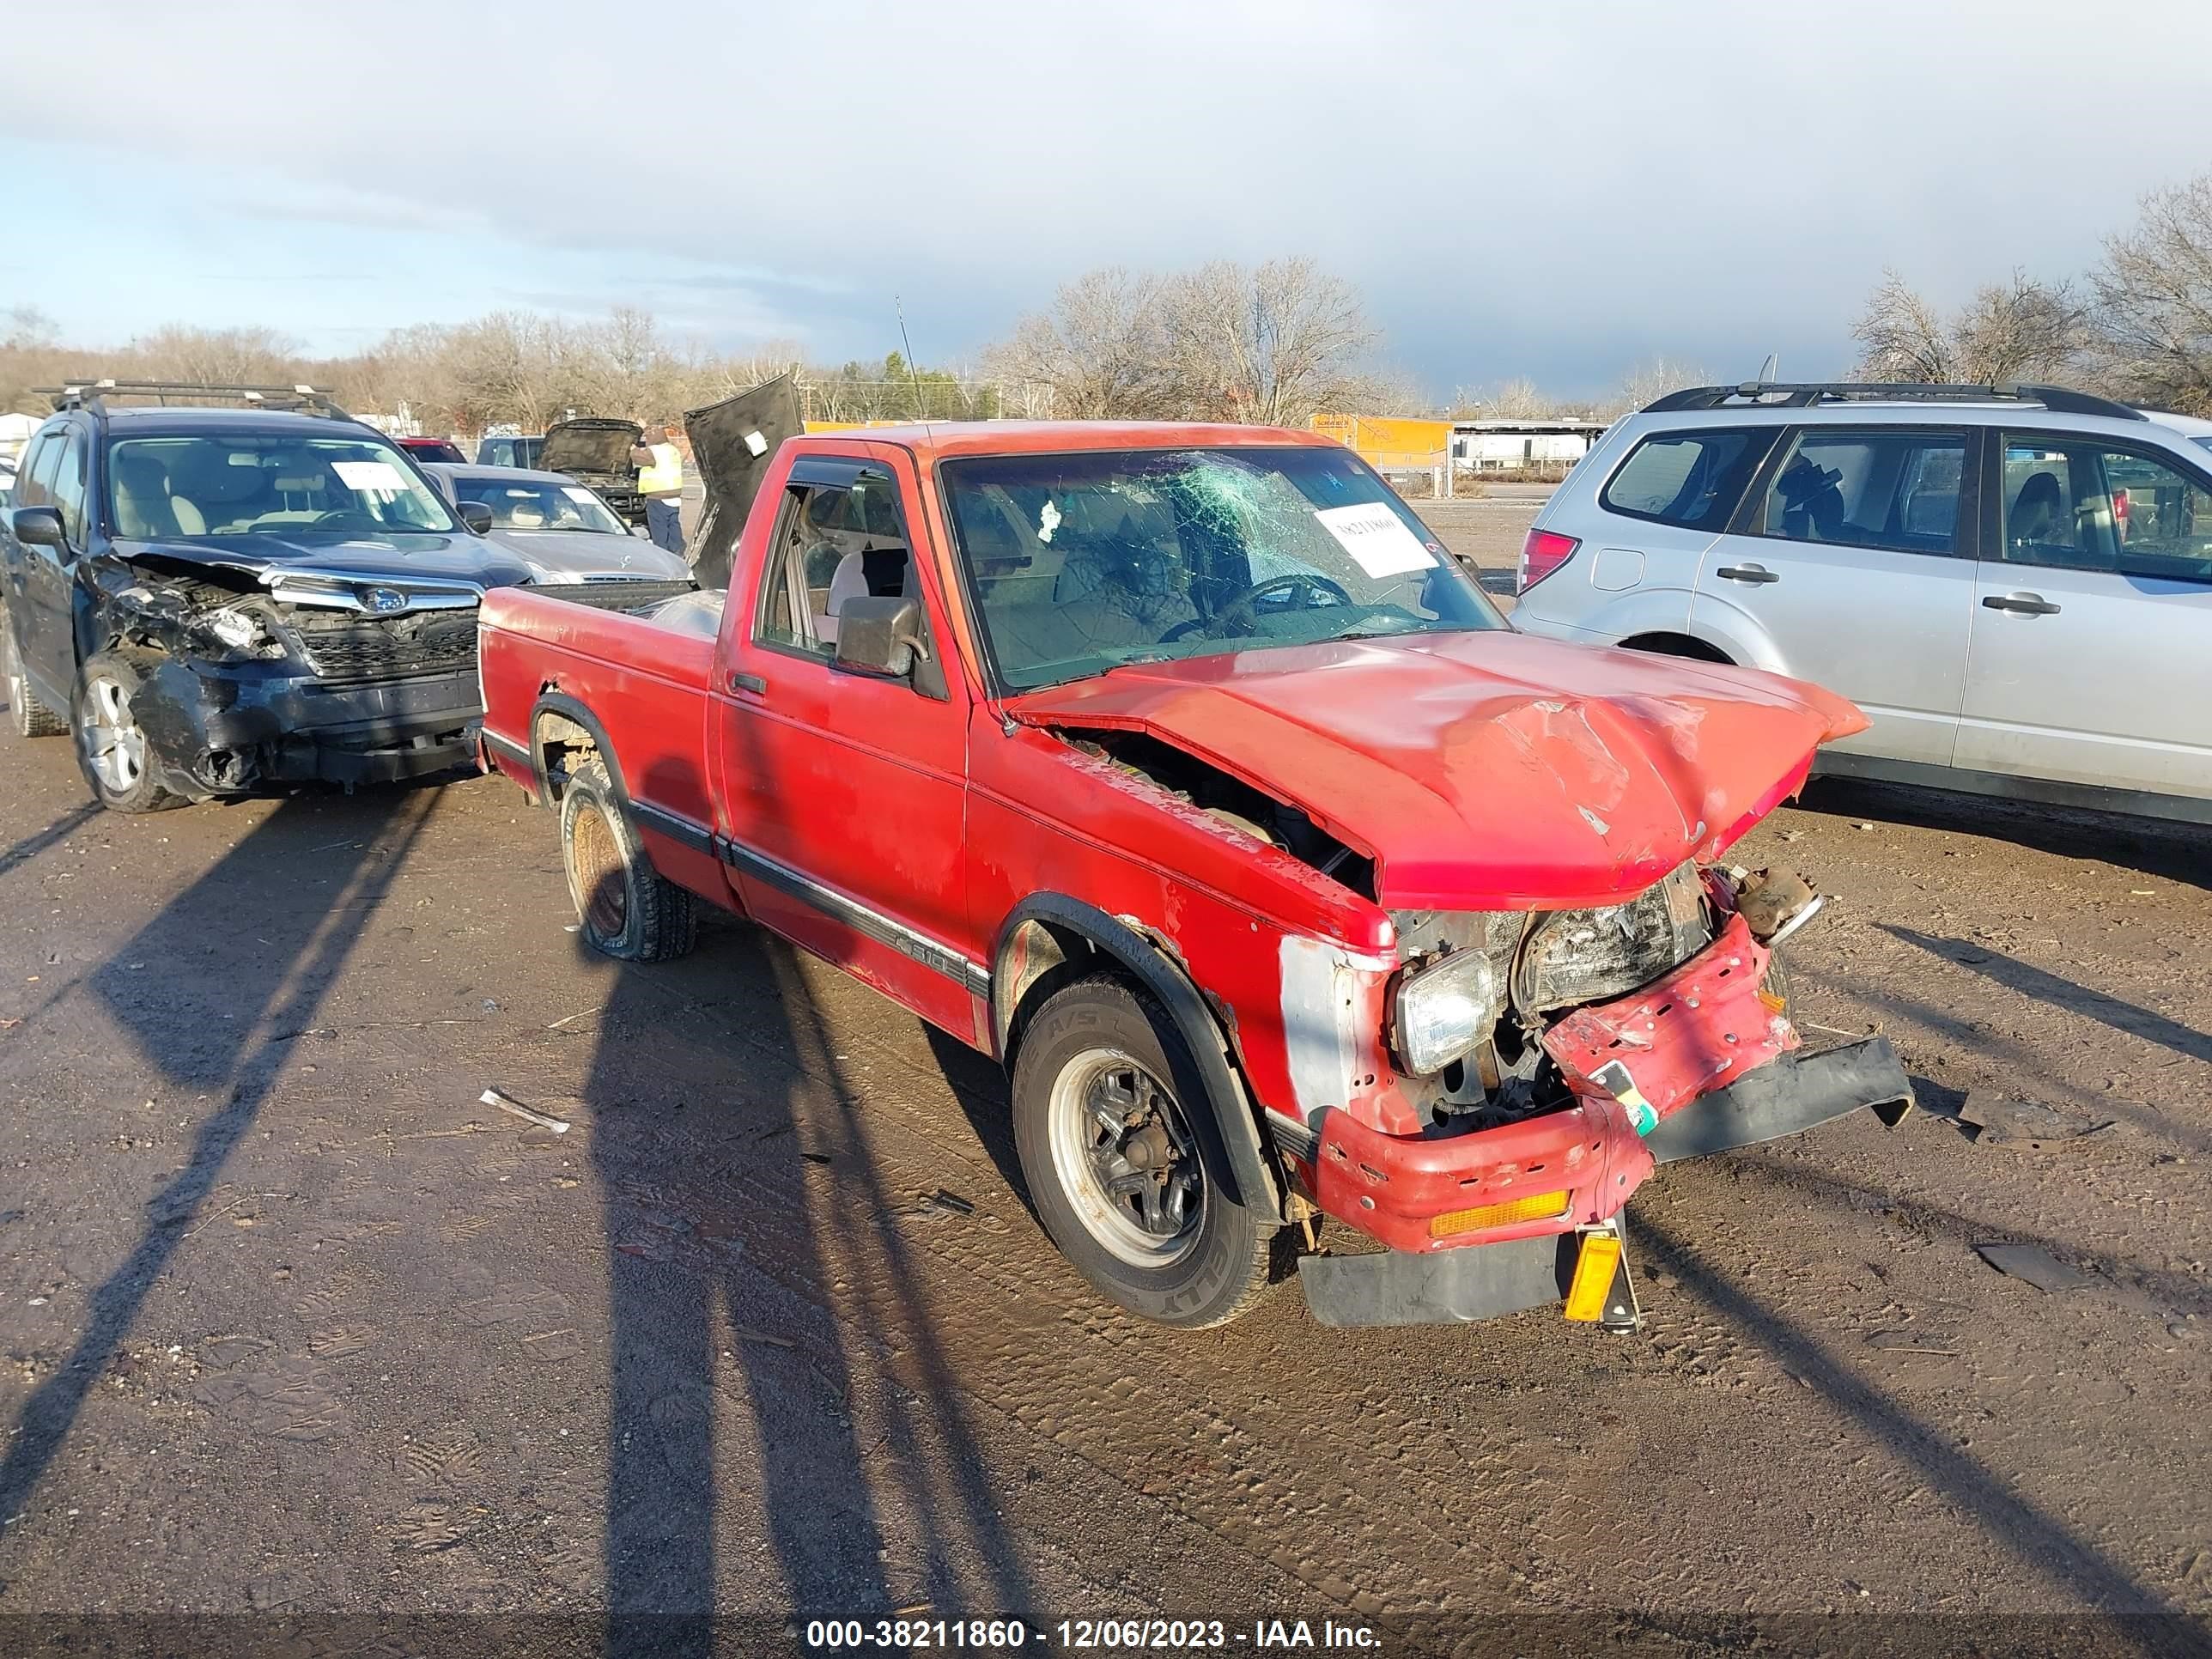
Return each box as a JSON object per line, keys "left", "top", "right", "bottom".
{"left": 1, "top": 381, "right": 533, "bottom": 811}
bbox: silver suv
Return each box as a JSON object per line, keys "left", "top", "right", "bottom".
{"left": 1510, "top": 383, "right": 2212, "bottom": 823}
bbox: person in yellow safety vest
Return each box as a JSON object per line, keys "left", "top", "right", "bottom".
{"left": 630, "top": 425, "right": 686, "bottom": 556}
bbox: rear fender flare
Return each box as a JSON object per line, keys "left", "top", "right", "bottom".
{"left": 993, "top": 893, "right": 1284, "bottom": 1221}
{"left": 527, "top": 692, "right": 627, "bottom": 808}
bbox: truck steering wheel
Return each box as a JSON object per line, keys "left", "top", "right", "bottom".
{"left": 1164, "top": 571, "right": 1353, "bottom": 641}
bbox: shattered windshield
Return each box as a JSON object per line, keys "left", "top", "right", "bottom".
{"left": 106, "top": 434, "right": 460, "bottom": 540}
{"left": 454, "top": 476, "right": 627, "bottom": 535}
{"left": 942, "top": 446, "right": 1504, "bottom": 691}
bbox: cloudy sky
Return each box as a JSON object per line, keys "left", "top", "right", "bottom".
{"left": 8, "top": 1, "right": 2210, "bottom": 397}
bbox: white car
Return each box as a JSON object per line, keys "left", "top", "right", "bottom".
{"left": 424, "top": 464, "right": 691, "bottom": 589}
{"left": 1509, "top": 382, "right": 2212, "bottom": 823}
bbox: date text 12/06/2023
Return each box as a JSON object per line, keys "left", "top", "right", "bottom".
{"left": 803, "top": 1617, "right": 1382, "bottom": 1650}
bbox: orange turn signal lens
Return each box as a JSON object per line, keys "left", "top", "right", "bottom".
{"left": 1427, "top": 1188, "right": 1571, "bottom": 1240}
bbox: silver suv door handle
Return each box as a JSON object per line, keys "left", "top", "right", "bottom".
{"left": 1716, "top": 564, "right": 1780, "bottom": 585}
{"left": 1982, "top": 592, "right": 2060, "bottom": 617}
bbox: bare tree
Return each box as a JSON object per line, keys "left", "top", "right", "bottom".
{"left": 1469, "top": 377, "right": 1558, "bottom": 420}
{"left": 126, "top": 325, "right": 307, "bottom": 387}
{"left": 981, "top": 268, "right": 1175, "bottom": 419}
{"left": 2089, "top": 172, "right": 2212, "bottom": 416}
{"left": 1604, "top": 356, "right": 1711, "bottom": 418}
{"left": 1161, "top": 258, "right": 1380, "bottom": 425}
{"left": 1851, "top": 267, "right": 2081, "bottom": 385}
{"left": 985, "top": 258, "right": 1384, "bottom": 425}
{"left": 3, "top": 305, "right": 58, "bottom": 352}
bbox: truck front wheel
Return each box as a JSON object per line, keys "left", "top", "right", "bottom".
{"left": 1012, "top": 976, "right": 1273, "bottom": 1328}
{"left": 559, "top": 757, "right": 698, "bottom": 962}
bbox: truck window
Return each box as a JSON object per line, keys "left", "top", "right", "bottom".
{"left": 757, "top": 470, "right": 915, "bottom": 655}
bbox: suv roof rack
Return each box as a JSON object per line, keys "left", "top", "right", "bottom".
{"left": 40, "top": 380, "right": 353, "bottom": 419}
{"left": 1644, "top": 381, "right": 2146, "bottom": 422}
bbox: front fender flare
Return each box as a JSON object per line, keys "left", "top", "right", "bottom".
{"left": 993, "top": 893, "right": 1284, "bottom": 1221}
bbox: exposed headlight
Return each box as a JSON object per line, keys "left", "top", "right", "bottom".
{"left": 207, "top": 608, "right": 267, "bottom": 650}
{"left": 1512, "top": 860, "right": 1711, "bottom": 1015}
{"left": 1391, "top": 948, "right": 1504, "bottom": 1077}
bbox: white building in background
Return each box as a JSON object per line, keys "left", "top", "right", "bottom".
{"left": 1448, "top": 417, "right": 1607, "bottom": 470}
{"left": 0, "top": 410, "right": 39, "bottom": 463}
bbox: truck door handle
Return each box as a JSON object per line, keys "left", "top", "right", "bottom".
{"left": 728, "top": 671, "right": 768, "bottom": 695}
{"left": 1982, "top": 592, "right": 2060, "bottom": 616}
{"left": 1716, "top": 564, "right": 1780, "bottom": 585}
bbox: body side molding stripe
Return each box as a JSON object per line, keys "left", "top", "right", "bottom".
{"left": 625, "top": 802, "right": 989, "bottom": 996}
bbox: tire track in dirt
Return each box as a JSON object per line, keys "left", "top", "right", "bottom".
{"left": 541, "top": 975, "right": 1594, "bottom": 1623}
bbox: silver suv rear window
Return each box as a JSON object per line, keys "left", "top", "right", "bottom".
{"left": 1599, "top": 428, "right": 1772, "bottom": 532}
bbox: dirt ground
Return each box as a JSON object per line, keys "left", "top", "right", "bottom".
{"left": 1, "top": 539, "right": 2209, "bottom": 1654}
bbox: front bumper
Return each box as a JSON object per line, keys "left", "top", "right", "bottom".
{"left": 131, "top": 659, "right": 482, "bottom": 796}
{"left": 1291, "top": 911, "right": 1915, "bottom": 1325}
{"left": 1299, "top": 1038, "right": 1914, "bottom": 1326}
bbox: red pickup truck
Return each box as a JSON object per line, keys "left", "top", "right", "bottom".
{"left": 474, "top": 416, "right": 1913, "bottom": 1330}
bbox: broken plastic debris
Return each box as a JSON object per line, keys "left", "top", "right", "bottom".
{"left": 1974, "top": 1243, "right": 2096, "bottom": 1293}
{"left": 1957, "top": 1091, "right": 2112, "bottom": 1151}
{"left": 480, "top": 1089, "right": 570, "bottom": 1134}
{"left": 922, "top": 1188, "right": 975, "bottom": 1216}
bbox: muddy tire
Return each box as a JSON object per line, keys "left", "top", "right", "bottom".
{"left": 1012, "top": 975, "right": 1273, "bottom": 1328}
{"left": 559, "top": 756, "right": 697, "bottom": 962}
{"left": 72, "top": 652, "right": 184, "bottom": 813}
{"left": 4, "top": 617, "right": 66, "bottom": 738}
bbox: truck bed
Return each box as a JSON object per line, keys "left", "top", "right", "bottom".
{"left": 477, "top": 585, "right": 726, "bottom": 890}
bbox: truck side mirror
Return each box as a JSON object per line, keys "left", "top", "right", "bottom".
{"left": 831, "top": 595, "right": 945, "bottom": 697}
{"left": 456, "top": 501, "right": 495, "bottom": 534}
{"left": 9, "top": 506, "right": 64, "bottom": 548}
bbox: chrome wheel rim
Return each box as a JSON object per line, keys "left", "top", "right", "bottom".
{"left": 1047, "top": 1048, "right": 1205, "bottom": 1267}
{"left": 79, "top": 674, "right": 147, "bottom": 793}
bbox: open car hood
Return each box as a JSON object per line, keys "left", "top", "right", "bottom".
{"left": 683, "top": 373, "right": 802, "bottom": 588}
{"left": 1006, "top": 630, "right": 1867, "bottom": 911}
{"left": 539, "top": 419, "right": 643, "bottom": 476}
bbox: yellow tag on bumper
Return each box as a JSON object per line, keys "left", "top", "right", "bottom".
{"left": 1564, "top": 1230, "right": 1624, "bottom": 1322}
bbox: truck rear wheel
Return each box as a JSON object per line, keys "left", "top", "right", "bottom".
{"left": 73, "top": 652, "right": 183, "bottom": 813}
{"left": 5, "top": 617, "right": 67, "bottom": 738}
{"left": 1012, "top": 975, "right": 1273, "bottom": 1328}
{"left": 560, "top": 757, "right": 698, "bottom": 962}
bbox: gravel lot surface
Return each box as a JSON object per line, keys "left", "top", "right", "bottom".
{"left": 1, "top": 556, "right": 2207, "bottom": 1653}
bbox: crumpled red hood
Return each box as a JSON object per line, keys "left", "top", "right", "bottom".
{"left": 1006, "top": 629, "right": 1866, "bottom": 910}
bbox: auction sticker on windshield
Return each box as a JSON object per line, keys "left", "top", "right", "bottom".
{"left": 1315, "top": 501, "right": 1435, "bottom": 578}
{"left": 331, "top": 460, "right": 407, "bottom": 492}
{"left": 562, "top": 486, "right": 599, "bottom": 504}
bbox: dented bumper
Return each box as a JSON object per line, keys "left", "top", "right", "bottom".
{"left": 1292, "top": 917, "right": 1915, "bottom": 1325}
{"left": 133, "top": 658, "right": 481, "bottom": 797}
{"left": 1298, "top": 1041, "right": 1911, "bottom": 1327}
